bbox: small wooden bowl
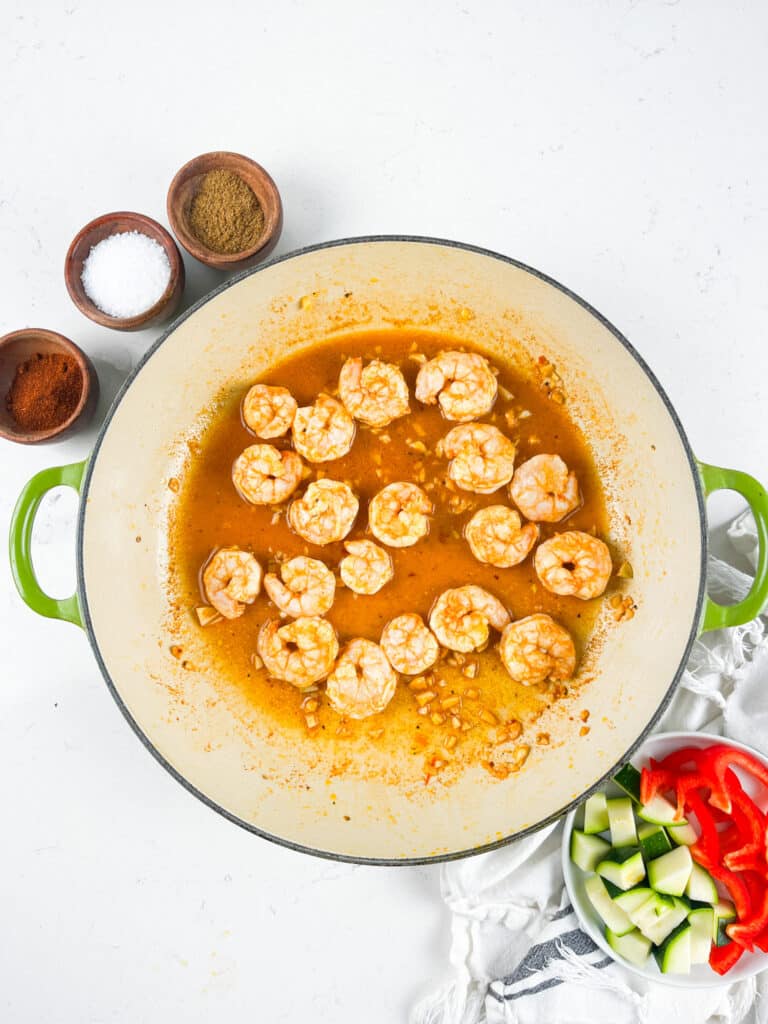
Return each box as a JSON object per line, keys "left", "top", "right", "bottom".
{"left": 65, "top": 212, "right": 185, "bottom": 331}
{"left": 166, "top": 152, "right": 283, "bottom": 271}
{"left": 0, "top": 329, "right": 99, "bottom": 444}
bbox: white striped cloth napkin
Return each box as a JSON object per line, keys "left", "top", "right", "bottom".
{"left": 413, "top": 509, "right": 768, "bottom": 1024}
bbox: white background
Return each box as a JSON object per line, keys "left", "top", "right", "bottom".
{"left": 2, "top": 2, "right": 768, "bottom": 1021}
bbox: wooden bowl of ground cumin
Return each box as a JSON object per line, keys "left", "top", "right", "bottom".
{"left": 0, "top": 329, "right": 98, "bottom": 444}
{"left": 167, "top": 152, "right": 282, "bottom": 271}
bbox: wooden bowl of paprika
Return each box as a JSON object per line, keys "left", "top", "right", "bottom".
{"left": 166, "top": 151, "right": 283, "bottom": 271}
{"left": 0, "top": 329, "right": 98, "bottom": 444}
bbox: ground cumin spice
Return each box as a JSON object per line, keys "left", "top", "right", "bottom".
{"left": 6, "top": 352, "right": 83, "bottom": 431}
{"left": 188, "top": 169, "right": 265, "bottom": 254}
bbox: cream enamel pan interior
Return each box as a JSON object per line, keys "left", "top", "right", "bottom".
{"left": 68, "top": 237, "right": 708, "bottom": 862}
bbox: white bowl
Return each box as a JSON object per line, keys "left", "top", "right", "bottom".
{"left": 562, "top": 730, "right": 768, "bottom": 987}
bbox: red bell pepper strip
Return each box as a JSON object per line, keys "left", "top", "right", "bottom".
{"left": 655, "top": 746, "right": 705, "bottom": 772}
{"left": 685, "top": 789, "right": 719, "bottom": 867}
{"left": 728, "top": 886, "right": 768, "bottom": 949}
{"left": 725, "top": 849, "right": 766, "bottom": 873}
{"left": 700, "top": 744, "right": 768, "bottom": 813}
{"left": 709, "top": 941, "right": 744, "bottom": 975}
{"left": 640, "top": 766, "right": 677, "bottom": 806}
{"left": 710, "top": 865, "right": 752, "bottom": 924}
{"left": 722, "top": 770, "right": 766, "bottom": 868}
{"left": 675, "top": 771, "right": 711, "bottom": 821}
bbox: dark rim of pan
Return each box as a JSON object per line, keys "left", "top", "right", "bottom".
{"left": 75, "top": 235, "right": 707, "bottom": 865}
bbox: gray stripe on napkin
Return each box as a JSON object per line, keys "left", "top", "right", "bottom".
{"left": 501, "top": 927, "right": 599, "bottom": 985}
{"left": 549, "top": 903, "right": 575, "bottom": 922}
{"left": 504, "top": 958, "right": 614, "bottom": 1002}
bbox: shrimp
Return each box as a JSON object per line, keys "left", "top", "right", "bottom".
{"left": 257, "top": 616, "right": 339, "bottom": 689}
{"left": 263, "top": 556, "right": 336, "bottom": 617}
{"left": 429, "top": 585, "right": 510, "bottom": 653}
{"left": 242, "top": 384, "right": 297, "bottom": 439}
{"left": 338, "top": 357, "right": 410, "bottom": 428}
{"left": 232, "top": 444, "right": 304, "bottom": 505}
{"left": 202, "top": 547, "right": 262, "bottom": 620}
{"left": 339, "top": 540, "right": 394, "bottom": 595}
{"left": 380, "top": 613, "right": 439, "bottom": 675}
{"left": 288, "top": 479, "right": 359, "bottom": 545}
{"left": 368, "top": 482, "right": 433, "bottom": 548}
{"left": 464, "top": 505, "right": 539, "bottom": 568}
{"left": 439, "top": 423, "right": 516, "bottom": 494}
{"left": 326, "top": 638, "right": 398, "bottom": 719}
{"left": 414, "top": 350, "right": 497, "bottom": 421}
{"left": 509, "top": 454, "right": 581, "bottom": 523}
{"left": 500, "top": 614, "right": 576, "bottom": 686}
{"left": 534, "top": 531, "right": 612, "bottom": 600}
{"left": 292, "top": 393, "right": 356, "bottom": 462}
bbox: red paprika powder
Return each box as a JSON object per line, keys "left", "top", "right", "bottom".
{"left": 5, "top": 352, "right": 83, "bottom": 431}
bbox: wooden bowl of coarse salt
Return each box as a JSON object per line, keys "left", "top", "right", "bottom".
{"left": 65, "top": 212, "right": 185, "bottom": 331}
{"left": 167, "top": 152, "right": 282, "bottom": 271}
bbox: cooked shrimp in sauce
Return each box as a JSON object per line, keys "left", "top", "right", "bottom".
{"left": 288, "top": 479, "right": 359, "bottom": 545}
{"left": 202, "top": 547, "right": 262, "bottom": 620}
{"left": 173, "top": 329, "right": 617, "bottom": 772}
{"left": 339, "top": 357, "right": 410, "bottom": 428}
{"left": 242, "top": 384, "right": 297, "bottom": 439}
{"left": 339, "top": 540, "right": 393, "bottom": 595}
{"left": 464, "top": 506, "right": 539, "bottom": 568}
{"left": 500, "top": 614, "right": 576, "bottom": 686}
{"left": 439, "top": 423, "right": 516, "bottom": 494}
{"left": 380, "top": 613, "right": 439, "bottom": 675}
{"left": 429, "top": 585, "right": 510, "bottom": 653}
{"left": 264, "top": 556, "right": 336, "bottom": 617}
{"left": 415, "top": 350, "right": 497, "bottom": 421}
{"left": 510, "top": 454, "right": 580, "bottom": 523}
{"left": 534, "top": 531, "right": 612, "bottom": 600}
{"left": 292, "top": 393, "right": 355, "bottom": 462}
{"left": 326, "top": 638, "right": 398, "bottom": 719}
{"left": 232, "top": 444, "right": 304, "bottom": 505}
{"left": 368, "top": 481, "right": 432, "bottom": 548}
{"left": 257, "top": 616, "right": 339, "bottom": 688}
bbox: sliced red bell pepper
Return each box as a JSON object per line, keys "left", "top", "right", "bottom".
{"left": 722, "top": 770, "right": 766, "bottom": 868}
{"left": 675, "top": 771, "right": 711, "bottom": 821}
{"left": 685, "top": 789, "right": 719, "bottom": 867}
{"left": 710, "top": 865, "right": 752, "bottom": 924}
{"left": 755, "top": 926, "right": 768, "bottom": 954}
{"left": 723, "top": 871, "right": 767, "bottom": 950}
{"left": 710, "top": 941, "right": 744, "bottom": 975}
{"left": 655, "top": 746, "right": 704, "bottom": 772}
{"left": 728, "top": 888, "right": 768, "bottom": 949}
{"left": 700, "top": 745, "right": 768, "bottom": 813}
{"left": 725, "top": 849, "right": 766, "bottom": 873}
{"left": 719, "top": 824, "right": 743, "bottom": 854}
{"left": 640, "top": 766, "right": 677, "bottom": 806}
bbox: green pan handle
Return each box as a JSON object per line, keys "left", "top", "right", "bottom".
{"left": 698, "top": 461, "right": 768, "bottom": 631}
{"left": 8, "top": 460, "right": 86, "bottom": 628}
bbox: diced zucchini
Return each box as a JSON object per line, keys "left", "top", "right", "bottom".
{"left": 647, "top": 845, "right": 693, "bottom": 897}
{"left": 653, "top": 921, "right": 692, "bottom": 975}
{"left": 583, "top": 793, "right": 610, "bottom": 834}
{"left": 637, "top": 822, "right": 672, "bottom": 861}
{"left": 714, "top": 917, "right": 732, "bottom": 947}
{"left": 685, "top": 862, "right": 718, "bottom": 904}
{"left": 570, "top": 829, "right": 611, "bottom": 872}
{"left": 689, "top": 907, "right": 715, "bottom": 965}
{"left": 608, "top": 797, "right": 638, "bottom": 847}
{"left": 606, "top": 926, "right": 652, "bottom": 967}
{"left": 668, "top": 821, "right": 698, "bottom": 846}
{"left": 613, "top": 763, "right": 642, "bottom": 803}
{"left": 638, "top": 794, "right": 686, "bottom": 827}
{"left": 584, "top": 874, "right": 634, "bottom": 936}
{"left": 714, "top": 899, "right": 736, "bottom": 925}
{"left": 597, "top": 850, "right": 646, "bottom": 891}
{"left": 603, "top": 878, "right": 623, "bottom": 899}
{"left": 630, "top": 893, "right": 689, "bottom": 945}
{"left": 613, "top": 887, "right": 654, "bottom": 914}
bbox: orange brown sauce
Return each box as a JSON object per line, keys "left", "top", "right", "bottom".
{"left": 168, "top": 329, "right": 613, "bottom": 783}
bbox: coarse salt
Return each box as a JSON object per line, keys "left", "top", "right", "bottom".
{"left": 81, "top": 230, "right": 171, "bottom": 319}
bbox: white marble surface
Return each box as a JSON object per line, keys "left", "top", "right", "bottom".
{"left": 2, "top": 1, "right": 767, "bottom": 1021}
